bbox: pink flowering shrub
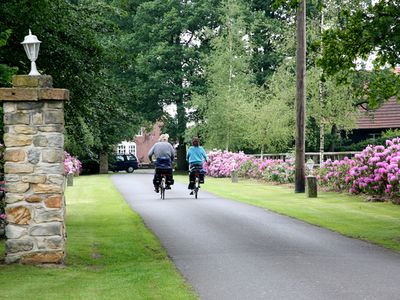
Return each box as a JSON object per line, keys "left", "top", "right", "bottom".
{"left": 318, "top": 157, "right": 356, "bottom": 191}
{"left": 237, "top": 158, "right": 264, "bottom": 178}
{"left": 204, "top": 150, "right": 295, "bottom": 184}
{"left": 204, "top": 150, "right": 250, "bottom": 177}
{"left": 261, "top": 158, "right": 295, "bottom": 184}
{"left": 64, "top": 151, "right": 82, "bottom": 176}
{"left": 318, "top": 138, "right": 400, "bottom": 203}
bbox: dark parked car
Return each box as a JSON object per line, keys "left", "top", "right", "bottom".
{"left": 80, "top": 157, "right": 100, "bottom": 175}
{"left": 109, "top": 154, "right": 139, "bottom": 173}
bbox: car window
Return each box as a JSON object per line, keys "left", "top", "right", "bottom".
{"left": 115, "top": 155, "right": 124, "bottom": 162}
{"left": 126, "top": 155, "right": 137, "bottom": 161}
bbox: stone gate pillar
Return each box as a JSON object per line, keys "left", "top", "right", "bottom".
{"left": 0, "top": 75, "right": 69, "bottom": 264}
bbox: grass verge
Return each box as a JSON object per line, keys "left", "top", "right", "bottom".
{"left": 0, "top": 175, "right": 197, "bottom": 300}
{"left": 175, "top": 175, "right": 400, "bottom": 252}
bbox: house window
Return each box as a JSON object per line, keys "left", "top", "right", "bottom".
{"left": 117, "top": 144, "right": 125, "bottom": 154}
{"left": 128, "top": 144, "right": 136, "bottom": 155}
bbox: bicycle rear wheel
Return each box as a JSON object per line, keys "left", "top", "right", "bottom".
{"left": 160, "top": 177, "right": 166, "bottom": 200}
{"left": 194, "top": 178, "right": 199, "bottom": 199}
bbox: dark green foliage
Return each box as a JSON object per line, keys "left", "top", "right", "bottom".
{"left": 337, "top": 129, "right": 400, "bottom": 152}
{"left": 0, "top": 30, "right": 17, "bottom": 87}
{"left": 0, "top": 0, "right": 141, "bottom": 157}
{"left": 319, "top": 0, "right": 400, "bottom": 108}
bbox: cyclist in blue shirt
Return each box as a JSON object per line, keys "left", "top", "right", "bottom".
{"left": 186, "top": 137, "right": 208, "bottom": 194}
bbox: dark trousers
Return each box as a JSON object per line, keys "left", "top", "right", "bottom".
{"left": 188, "top": 172, "right": 205, "bottom": 189}
{"left": 153, "top": 168, "right": 174, "bottom": 187}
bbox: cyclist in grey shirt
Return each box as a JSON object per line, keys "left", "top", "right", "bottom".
{"left": 148, "top": 133, "right": 175, "bottom": 192}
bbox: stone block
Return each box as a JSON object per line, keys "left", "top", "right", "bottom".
{"left": 46, "top": 102, "right": 64, "bottom": 109}
{"left": 4, "top": 174, "right": 21, "bottom": 182}
{"left": 5, "top": 193, "right": 24, "bottom": 204}
{"left": 4, "top": 112, "right": 30, "bottom": 125}
{"left": 42, "top": 149, "right": 64, "bottom": 163}
{"left": 5, "top": 162, "right": 34, "bottom": 174}
{"left": 22, "top": 175, "right": 47, "bottom": 184}
{"left": 5, "top": 255, "right": 20, "bottom": 264}
{"left": 20, "top": 251, "right": 64, "bottom": 264}
{"left": 35, "top": 164, "right": 64, "bottom": 175}
{"left": 30, "top": 222, "right": 62, "bottom": 236}
{"left": 4, "top": 149, "right": 26, "bottom": 162}
{"left": 47, "top": 134, "right": 64, "bottom": 147}
{"left": 12, "top": 125, "right": 38, "bottom": 134}
{"left": 33, "top": 135, "right": 48, "bottom": 147}
{"left": 44, "top": 111, "right": 64, "bottom": 125}
{"left": 6, "top": 239, "right": 34, "bottom": 253}
{"left": 39, "top": 89, "right": 69, "bottom": 100}
{"left": 34, "top": 208, "right": 63, "bottom": 223}
{"left": 6, "top": 224, "right": 28, "bottom": 239}
{"left": 38, "top": 125, "right": 64, "bottom": 132}
{"left": 12, "top": 75, "right": 53, "bottom": 88}
{"left": 17, "top": 102, "right": 44, "bottom": 110}
{"left": 26, "top": 194, "right": 44, "bottom": 203}
{"left": 6, "top": 206, "right": 31, "bottom": 224}
{"left": 4, "top": 134, "right": 32, "bottom": 147}
{"left": 44, "top": 195, "right": 63, "bottom": 208}
{"left": 3, "top": 102, "right": 16, "bottom": 113}
{"left": 32, "top": 183, "right": 63, "bottom": 194}
{"left": 32, "top": 112, "right": 43, "bottom": 125}
{"left": 5, "top": 182, "right": 30, "bottom": 193}
{"left": 37, "top": 236, "right": 64, "bottom": 250}
{"left": 0, "top": 88, "right": 38, "bottom": 101}
{"left": 47, "top": 175, "right": 65, "bottom": 186}
{"left": 27, "top": 148, "right": 41, "bottom": 164}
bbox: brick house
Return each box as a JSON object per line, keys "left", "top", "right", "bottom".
{"left": 134, "top": 122, "right": 163, "bottom": 164}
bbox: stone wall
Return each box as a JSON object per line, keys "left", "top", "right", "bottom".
{"left": 0, "top": 75, "right": 69, "bottom": 264}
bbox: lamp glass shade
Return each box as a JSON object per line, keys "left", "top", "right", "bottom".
{"left": 306, "top": 159, "right": 315, "bottom": 172}
{"left": 21, "top": 30, "right": 42, "bottom": 75}
{"left": 22, "top": 42, "right": 40, "bottom": 62}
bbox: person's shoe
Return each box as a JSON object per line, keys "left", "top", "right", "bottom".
{"left": 154, "top": 187, "right": 159, "bottom": 193}
{"left": 190, "top": 190, "right": 194, "bottom": 195}
{"left": 166, "top": 185, "right": 171, "bottom": 189}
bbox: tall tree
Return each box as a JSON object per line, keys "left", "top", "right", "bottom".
{"left": 0, "top": 0, "right": 142, "bottom": 170}
{"left": 191, "top": 0, "right": 257, "bottom": 151}
{"left": 128, "top": 0, "right": 219, "bottom": 169}
{"left": 319, "top": 0, "right": 400, "bottom": 107}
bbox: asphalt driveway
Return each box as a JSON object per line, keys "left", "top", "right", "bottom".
{"left": 112, "top": 171, "right": 400, "bottom": 300}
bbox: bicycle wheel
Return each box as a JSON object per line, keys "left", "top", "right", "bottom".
{"left": 194, "top": 178, "right": 199, "bottom": 199}
{"left": 160, "top": 177, "right": 166, "bottom": 200}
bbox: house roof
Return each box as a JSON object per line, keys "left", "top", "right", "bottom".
{"left": 357, "top": 97, "right": 400, "bottom": 129}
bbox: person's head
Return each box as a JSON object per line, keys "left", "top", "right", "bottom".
{"left": 159, "top": 133, "right": 169, "bottom": 142}
{"left": 192, "top": 137, "right": 200, "bottom": 147}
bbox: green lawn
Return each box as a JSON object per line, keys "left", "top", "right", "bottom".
{"left": 175, "top": 175, "right": 400, "bottom": 252}
{"left": 0, "top": 175, "right": 197, "bottom": 300}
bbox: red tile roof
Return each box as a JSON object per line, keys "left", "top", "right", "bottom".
{"left": 357, "top": 97, "right": 400, "bottom": 129}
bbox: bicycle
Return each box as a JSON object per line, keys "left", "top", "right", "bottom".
{"left": 159, "top": 173, "right": 167, "bottom": 200}
{"left": 193, "top": 173, "right": 200, "bottom": 199}
{"left": 189, "top": 165, "right": 204, "bottom": 199}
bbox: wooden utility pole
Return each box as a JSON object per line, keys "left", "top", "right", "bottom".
{"left": 295, "top": 0, "right": 306, "bottom": 193}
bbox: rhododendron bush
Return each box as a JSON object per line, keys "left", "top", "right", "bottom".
{"left": 64, "top": 151, "right": 81, "bottom": 176}
{"left": 204, "top": 150, "right": 294, "bottom": 184}
{"left": 318, "top": 138, "right": 400, "bottom": 203}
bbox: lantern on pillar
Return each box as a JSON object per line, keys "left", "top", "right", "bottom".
{"left": 306, "top": 158, "right": 315, "bottom": 176}
{"left": 21, "top": 29, "right": 42, "bottom": 76}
